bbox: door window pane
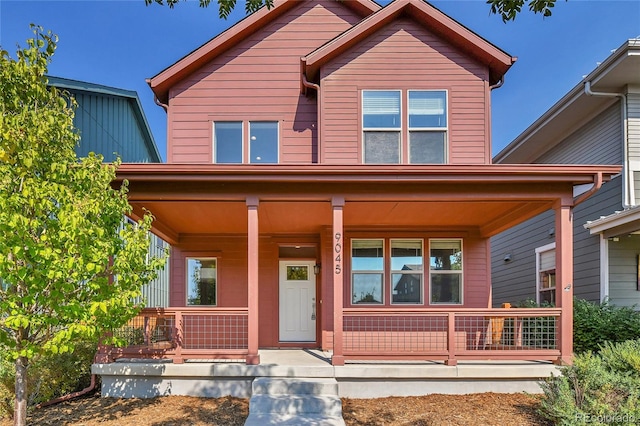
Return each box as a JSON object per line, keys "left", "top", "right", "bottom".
{"left": 214, "top": 122, "right": 242, "bottom": 163}
{"left": 409, "top": 131, "right": 445, "bottom": 164}
{"left": 187, "top": 258, "right": 217, "bottom": 306}
{"left": 249, "top": 121, "right": 278, "bottom": 163}
{"left": 287, "top": 266, "right": 309, "bottom": 281}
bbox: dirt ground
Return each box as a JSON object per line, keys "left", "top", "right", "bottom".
{"left": 0, "top": 392, "right": 550, "bottom": 425}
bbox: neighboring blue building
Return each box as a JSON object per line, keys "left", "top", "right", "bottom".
{"left": 48, "top": 76, "right": 168, "bottom": 307}
{"left": 47, "top": 76, "right": 162, "bottom": 163}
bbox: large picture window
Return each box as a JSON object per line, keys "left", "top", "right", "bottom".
{"left": 429, "top": 239, "right": 462, "bottom": 304}
{"left": 391, "top": 239, "right": 423, "bottom": 304}
{"left": 186, "top": 257, "right": 217, "bottom": 306}
{"left": 362, "top": 90, "right": 448, "bottom": 164}
{"left": 351, "top": 239, "right": 384, "bottom": 304}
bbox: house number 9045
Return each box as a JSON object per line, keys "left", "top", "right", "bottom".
{"left": 334, "top": 232, "right": 342, "bottom": 274}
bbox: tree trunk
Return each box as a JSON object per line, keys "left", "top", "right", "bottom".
{"left": 13, "top": 356, "right": 28, "bottom": 426}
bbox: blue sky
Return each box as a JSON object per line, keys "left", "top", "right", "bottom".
{"left": 1, "top": 0, "right": 638, "bottom": 161}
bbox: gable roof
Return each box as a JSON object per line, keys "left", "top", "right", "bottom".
{"left": 494, "top": 39, "right": 640, "bottom": 164}
{"left": 148, "top": 0, "right": 380, "bottom": 104}
{"left": 47, "top": 76, "right": 162, "bottom": 163}
{"left": 301, "top": 0, "right": 515, "bottom": 87}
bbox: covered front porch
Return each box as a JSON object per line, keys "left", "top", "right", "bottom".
{"left": 104, "top": 164, "right": 619, "bottom": 367}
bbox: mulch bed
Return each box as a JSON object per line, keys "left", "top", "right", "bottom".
{"left": 0, "top": 392, "right": 551, "bottom": 425}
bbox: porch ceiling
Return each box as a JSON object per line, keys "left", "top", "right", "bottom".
{"left": 118, "top": 163, "right": 621, "bottom": 244}
{"left": 131, "top": 199, "right": 552, "bottom": 243}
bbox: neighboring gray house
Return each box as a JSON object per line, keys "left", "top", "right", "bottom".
{"left": 49, "top": 76, "right": 169, "bottom": 307}
{"left": 491, "top": 39, "right": 640, "bottom": 309}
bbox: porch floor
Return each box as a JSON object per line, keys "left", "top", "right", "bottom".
{"left": 94, "top": 349, "right": 561, "bottom": 399}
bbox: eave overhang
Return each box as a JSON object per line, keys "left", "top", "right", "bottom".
{"left": 301, "top": 0, "right": 515, "bottom": 88}
{"left": 585, "top": 205, "right": 640, "bottom": 238}
{"left": 148, "top": 0, "right": 381, "bottom": 105}
{"left": 495, "top": 39, "right": 640, "bottom": 164}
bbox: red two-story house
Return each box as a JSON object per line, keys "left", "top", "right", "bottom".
{"left": 106, "top": 0, "right": 619, "bottom": 366}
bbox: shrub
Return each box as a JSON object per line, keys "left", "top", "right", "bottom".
{"left": 539, "top": 339, "right": 640, "bottom": 425}
{"left": 574, "top": 299, "right": 640, "bottom": 354}
{"left": 0, "top": 338, "right": 98, "bottom": 419}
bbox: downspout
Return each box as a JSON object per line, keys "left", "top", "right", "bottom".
{"left": 301, "top": 69, "right": 322, "bottom": 163}
{"left": 489, "top": 77, "right": 504, "bottom": 91}
{"left": 35, "top": 374, "right": 97, "bottom": 408}
{"left": 154, "top": 94, "right": 168, "bottom": 112}
{"left": 584, "top": 81, "right": 629, "bottom": 206}
{"left": 574, "top": 172, "right": 604, "bottom": 206}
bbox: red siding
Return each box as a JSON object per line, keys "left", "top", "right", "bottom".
{"left": 321, "top": 19, "right": 490, "bottom": 164}
{"left": 167, "top": 0, "right": 362, "bottom": 164}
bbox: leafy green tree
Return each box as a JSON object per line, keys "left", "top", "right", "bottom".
{"left": 0, "top": 26, "right": 165, "bottom": 425}
{"left": 145, "top": 0, "right": 563, "bottom": 21}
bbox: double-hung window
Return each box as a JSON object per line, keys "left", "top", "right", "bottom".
{"left": 362, "top": 90, "right": 447, "bottom": 164}
{"left": 362, "top": 91, "right": 401, "bottom": 164}
{"left": 186, "top": 257, "right": 217, "bottom": 306}
{"left": 391, "top": 239, "right": 424, "bottom": 304}
{"left": 351, "top": 239, "right": 384, "bottom": 304}
{"left": 213, "top": 121, "right": 278, "bottom": 164}
{"left": 429, "top": 239, "right": 462, "bottom": 304}
{"left": 536, "top": 243, "right": 556, "bottom": 305}
{"left": 408, "top": 90, "right": 447, "bottom": 163}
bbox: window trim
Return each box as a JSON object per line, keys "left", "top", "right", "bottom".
{"left": 390, "top": 238, "right": 424, "bottom": 305}
{"left": 407, "top": 89, "right": 448, "bottom": 164}
{"left": 428, "top": 238, "right": 463, "bottom": 305}
{"left": 185, "top": 256, "right": 218, "bottom": 306}
{"left": 350, "top": 238, "right": 385, "bottom": 305}
{"left": 535, "top": 243, "right": 556, "bottom": 305}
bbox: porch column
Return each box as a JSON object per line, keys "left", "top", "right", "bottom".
{"left": 331, "top": 197, "right": 345, "bottom": 366}
{"left": 554, "top": 200, "right": 573, "bottom": 365}
{"left": 246, "top": 196, "right": 260, "bottom": 365}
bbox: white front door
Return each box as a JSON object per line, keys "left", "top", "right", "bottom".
{"left": 279, "top": 260, "right": 316, "bottom": 342}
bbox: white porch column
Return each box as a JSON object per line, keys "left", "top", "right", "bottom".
{"left": 246, "top": 196, "right": 260, "bottom": 365}
{"left": 554, "top": 200, "right": 573, "bottom": 365}
{"left": 331, "top": 196, "right": 345, "bottom": 366}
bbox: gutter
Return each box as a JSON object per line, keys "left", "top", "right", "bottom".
{"left": 153, "top": 94, "right": 169, "bottom": 113}
{"left": 584, "top": 81, "right": 629, "bottom": 206}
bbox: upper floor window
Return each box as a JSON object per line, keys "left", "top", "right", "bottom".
{"left": 213, "top": 121, "right": 278, "bottom": 164}
{"left": 362, "top": 90, "right": 447, "bottom": 164}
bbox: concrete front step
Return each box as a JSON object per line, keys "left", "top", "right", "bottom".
{"left": 245, "top": 377, "right": 345, "bottom": 426}
{"left": 252, "top": 377, "right": 339, "bottom": 396}
{"left": 244, "top": 413, "right": 346, "bottom": 426}
{"left": 248, "top": 394, "right": 343, "bottom": 416}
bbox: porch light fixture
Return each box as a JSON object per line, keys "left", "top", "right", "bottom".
{"left": 314, "top": 264, "right": 321, "bottom": 275}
